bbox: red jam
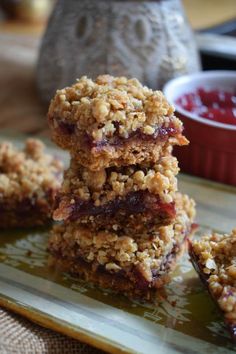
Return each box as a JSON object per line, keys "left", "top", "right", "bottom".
{"left": 176, "top": 88, "right": 236, "bottom": 125}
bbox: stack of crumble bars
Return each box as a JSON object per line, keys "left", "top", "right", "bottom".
{"left": 48, "top": 75, "right": 196, "bottom": 300}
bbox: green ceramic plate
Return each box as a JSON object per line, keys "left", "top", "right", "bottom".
{"left": 0, "top": 138, "right": 235, "bottom": 353}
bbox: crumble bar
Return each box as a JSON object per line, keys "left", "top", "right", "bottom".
{"left": 49, "top": 193, "right": 196, "bottom": 300}
{"left": 0, "top": 139, "right": 63, "bottom": 228}
{"left": 48, "top": 75, "right": 188, "bottom": 170}
{"left": 53, "top": 153, "right": 179, "bottom": 229}
{"left": 189, "top": 229, "right": 236, "bottom": 341}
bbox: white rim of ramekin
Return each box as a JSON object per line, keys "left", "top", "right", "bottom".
{"left": 163, "top": 71, "right": 236, "bottom": 131}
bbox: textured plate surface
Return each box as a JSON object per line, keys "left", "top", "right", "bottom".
{"left": 0, "top": 138, "right": 236, "bottom": 353}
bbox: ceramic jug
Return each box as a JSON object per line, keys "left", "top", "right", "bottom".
{"left": 37, "top": 0, "right": 200, "bottom": 102}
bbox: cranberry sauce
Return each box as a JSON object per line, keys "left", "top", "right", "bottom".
{"left": 176, "top": 88, "right": 236, "bottom": 125}
{"left": 57, "top": 191, "right": 175, "bottom": 221}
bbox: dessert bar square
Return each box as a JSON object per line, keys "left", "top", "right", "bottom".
{"left": 48, "top": 75, "right": 188, "bottom": 170}
{"left": 0, "top": 139, "right": 63, "bottom": 228}
{"left": 49, "top": 194, "right": 195, "bottom": 300}
{"left": 53, "top": 153, "right": 179, "bottom": 230}
{"left": 189, "top": 229, "right": 236, "bottom": 341}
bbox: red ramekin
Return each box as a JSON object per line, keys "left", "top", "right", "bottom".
{"left": 163, "top": 71, "right": 236, "bottom": 186}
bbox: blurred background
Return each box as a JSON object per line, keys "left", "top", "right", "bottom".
{"left": 0, "top": 0, "right": 235, "bottom": 137}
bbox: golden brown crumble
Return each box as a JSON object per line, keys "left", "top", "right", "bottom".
{"left": 48, "top": 75, "right": 184, "bottom": 142}
{"left": 50, "top": 223, "right": 173, "bottom": 277}
{"left": 48, "top": 254, "right": 178, "bottom": 300}
{"left": 49, "top": 193, "right": 195, "bottom": 282}
{"left": 55, "top": 153, "right": 179, "bottom": 212}
{"left": 0, "top": 139, "right": 63, "bottom": 202}
{"left": 191, "top": 229, "right": 236, "bottom": 322}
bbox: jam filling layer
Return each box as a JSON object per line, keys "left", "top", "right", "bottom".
{"left": 54, "top": 191, "right": 176, "bottom": 221}
{"left": 53, "top": 117, "right": 181, "bottom": 149}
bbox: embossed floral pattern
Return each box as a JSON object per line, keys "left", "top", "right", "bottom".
{"left": 0, "top": 233, "right": 47, "bottom": 268}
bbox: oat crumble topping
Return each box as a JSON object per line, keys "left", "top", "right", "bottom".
{"left": 48, "top": 75, "right": 183, "bottom": 142}
{"left": 57, "top": 154, "right": 179, "bottom": 206}
{"left": 191, "top": 229, "right": 236, "bottom": 322}
{"left": 0, "top": 139, "right": 63, "bottom": 201}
